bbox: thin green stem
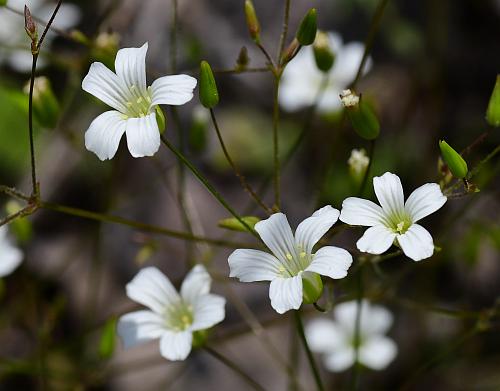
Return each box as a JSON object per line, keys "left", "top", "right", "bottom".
{"left": 294, "top": 311, "right": 325, "bottom": 391}
{"left": 36, "top": 0, "right": 63, "bottom": 50}
{"left": 28, "top": 53, "right": 39, "bottom": 197}
{"left": 277, "top": 0, "right": 292, "bottom": 59}
{"left": 204, "top": 346, "right": 268, "bottom": 391}
{"left": 210, "top": 109, "right": 272, "bottom": 214}
{"left": 272, "top": 76, "right": 282, "bottom": 209}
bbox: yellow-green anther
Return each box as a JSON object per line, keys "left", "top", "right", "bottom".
{"left": 302, "top": 272, "right": 323, "bottom": 304}
{"left": 199, "top": 61, "right": 219, "bottom": 109}
{"left": 244, "top": 0, "right": 261, "bottom": 43}
{"left": 341, "top": 89, "right": 380, "bottom": 140}
{"left": 313, "top": 31, "right": 335, "bottom": 72}
{"left": 218, "top": 216, "right": 260, "bottom": 232}
{"left": 296, "top": 8, "right": 317, "bottom": 46}
{"left": 486, "top": 75, "right": 500, "bottom": 127}
{"left": 439, "top": 140, "right": 468, "bottom": 179}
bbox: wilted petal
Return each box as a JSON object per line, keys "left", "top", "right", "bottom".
{"left": 125, "top": 112, "right": 161, "bottom": 157}
{"left": 356, "top": 225, "right": 396, "bottom": 255}
{"left": 359, "top": 336, "right": 397, "bottom": 370}
{"left": 180, "top": 264, "right": 211, "bottom": 304}
{"left": 151, "top": 75, "right": 197, "bottom": 106}
{"left": 117, "top": 310, "right": 165, "bottom": 349}
{"left": 306, "top": 246, "right": 352, "bottom": 279}
{"left": 397, "top": 224, "right": 434, "bottom": 261}
{"left": 405, "top": 183, "right": 447, "bottom": 222}
{"left": 340, "top": 197, "right": 386, "bottom": 227}
{"left": 269, "top": 275, "right": 303, "bottom": 314}
{"left": 373, "top": 172, "right": 405, "bottom": 218}
{"left": 85, "top": 110, "right": 127, "bottom": 160}
{"left": 228, "top": 249, "right": 281, "bottom": 282}
{"left": 114, "top": 43, "right": 148, "bottom": 92}
{"left": 295, "top": 206, "right": 340, "bottom": 254}
{"left": 254, "top": 213, "right": 297, "bottom": 263}
{"left": 190, "top": 294, "right": 226, "bottom": 331}
{"left": 305, "top": 318, "right": 345, "bottom": 353}
{"left": 159, "top": 330, "right": 193, "bottom": 361}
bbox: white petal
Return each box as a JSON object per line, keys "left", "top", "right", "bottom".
{"left": 356, "top": 225, "right": 396, "bottom": 255}
{"left": 334, "top": 300, "right": 360, "bottom": 331}
{"left": 84, "top": 110, "right": 127, "bottom": 161}
{"left": 0, "top": 227, "right": 23, "bottom": 277}
{"left": 331, "top": 41, "right": 371, "bottom": 86}
{"left": 405, "top": 183, "right": 447, "bottom": 223}
{"left": 323, "top": 347, "right": 356, "bottom": 372}
{"left": 339, "top": 197, "right": 386, "bottom": 227}
{"left": 228, "top": 249, "right": 281, "bottom": 282}
{"left": 126, "top": 267, "right": 180, "bottom": 314}
{"left": 306, "top": 246, "right": 352, "bottom": 279}
{"left": 114, "top": 43, "right": 148, "bottom": 92}
{"left": 361, "top": 304, "right": 394, "bottom": 336}
{"left": 150, "top": 75, "right": 197, "bottom": 106}
{"left": 269, "top": 275, "right": 303, "bottom": 314}
{"left": 397, "top": 224, "right": 434, "bottom": 261}
{"left": 125, "top": 112, "right": 161, "bottom": 157}
{"left": 117, "top": 310, "right": 165, "bottom": 349}
{"left": 82, "top": 62, "right": 129, "bottom": 112}
{"left": 373, "top": 172, "right": 405, "bottom": 218}
{"left": 159, "top": 330, "right": 193, "bottom": 361}
{"left": 295, "top": 206, "right": 340, "bottom": 254}
{"left": 180, "top": 264, "right": 211, "bottom": 304}
{"left": 305, "top": 318, "right": 345, "bottom": 353}
{"left": 359, "top": 336, "right": 397, "bottom": 370}
{"left": 190, "top": 294, "right": 226, "bottom": 331}
{"left": 254, "top": 213, "right": 297, "bottom": 263}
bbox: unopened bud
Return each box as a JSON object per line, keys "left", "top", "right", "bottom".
{"left": 439, "top": 140, "right": 468, "bottom": 179}
{"left": 236, "top": 46, "right": 250, "bottom": 70}
{"left": 24, "top": 76, "right": 60, "bottom": 128}
{"left": 244, "top": 0, "right": 261, "bottom": 43}
{"left": 348, "top": 148, "right": 370, "bottom": 182}
{"left": 296, "top": 8, "right": 317, "bottom": 46}
{"left": 313, "top": 31, "right": 335, "bottom": 72}
{"left": 486, "top": 75, "right": 500, "bottom": 127}
{"left": 302, "top": 272, "right": 323, "bottom": 304}
{"left": 281, "top": 38, "right": 300, "bottom": 65}
{"left": 24, "top": 5, "right": 38, "bottom": 43}
{"left": 341, "top": 89, "right": 380, "bottom": 140}
{"left": 199, "top": 61, "right": 219, "bottom": 109}
{"left": 218, "top": 216, "right": 260, "bottom": 232}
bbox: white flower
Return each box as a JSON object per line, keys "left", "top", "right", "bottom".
{"left": 340, "top": 172, "right": 447, "bottom": 261}
{"left": 228, "top": 206, "right": 353, "bottom": 314}
{"left": 117, "top": 265, "right": 225, "bottom": 361}
{"left": 279, "top": 32, "right": 372, "bottom": 113}
{"left": 0, "top": 0, "right": 80, "bottom": 72}
{"left": 82, "top": 42, "right": 197, "bottom": 160}
{"left": 348, "top": 148, "right": 369, "bottom": 177}
{"left": 306, "top": 300, "right": 397, "bottom": 372}
{"left": 0, "top": 226, "right": 23, "bottom": 277}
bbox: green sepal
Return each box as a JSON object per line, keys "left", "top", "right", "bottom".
{"left": 313, "top": 31, "right": 335, "bottom": 72}
{"left": 99, "top": 317, "right": 117, "bottom": 359}
{"left": 192, "top": 329, "right": 209, "bottom": 348}
{"left": 296, "top": 8, "right": 317, "bottom": 46}
{"left": 347, "top": 99, "right": 380, "bottom": 140}
{"left": 486, "top": 75, "right": 500, "bottom": 127}
{"left": 155, "top": 105, "right": 166, "bottom": 133}
{"left": 439, "top": 140, "right": 468, "bottom": 179}
{"left": 302, "top": 272, "right": 323, "bottom": 304}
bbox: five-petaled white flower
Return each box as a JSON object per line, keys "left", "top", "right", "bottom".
{"left": 82, "top": 42, "right": 197, "bottom": 160}
{"left": 117, "top": 265, "right": 225, "bottom": 361}
{"left": 279, "top": 32, "right": 372, "bottom": 113}
{"left": 0, "top": 226, "right": 23, "bottom": 277}
{"left": 340, "top": 172, "right": 447, "bottom": 261}
{"left": 228, "top": 206, "right": 353, "bottom": 314}
{"left": 306, "top": 300, "right": 397, "bottom": 372}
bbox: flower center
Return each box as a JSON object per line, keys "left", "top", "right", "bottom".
{"left": 164, "top": 302, "right": 194, "bottom": 331}
{"left": 387, "top": 214, "right": 412, "bottom": 234}
{"left": 279, "top": 245, "right": 312, "bottom": 277}
{"left": 123, "top": 85, "right": 153, "bottom": 118}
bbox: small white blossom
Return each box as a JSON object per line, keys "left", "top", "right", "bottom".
{"left": 228, "top": 206, "right": 353, "bottom": 314}
{"left": 0, "top": 226, "right": 23, "bottom": 277}
{"left": 117, "top": 265, "right": 225, "bottom": 361}
{"left": 340, "top": 89, "right": 360, "bottom": 107}
{"left": 340, "top": 172, "right": 447, "bottom": 261}
{"left": 306, "top": 300, "right": 397, "bottom": 372}
{"left": 82, "top": 42, "right": 197, "bottom": 160}
{"left": 348, "top": 148, "right": 369, "bottom": 177}
{"left": 279, "top": 32, "right": 371, "bottom": 113}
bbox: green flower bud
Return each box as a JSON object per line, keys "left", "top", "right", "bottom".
{"left": 486, "top": 75, "right": 500, "bottom": 127}
{"left": 296, "top": 8, "right": 317, "bottom": 46}
{"left": 24, "top": 5, "right": 38, "bottom": 43}
{"left": 302, "top": 272, "right": 323, "bottom": 304}
{"left": 439, "top": 140, "right": 468, "bottom": 179}
{"left": 218, "top": 216, "right": 261, "bottom": 232}
{"left": 313, "top": 31, "right": 335, "bottom": 72}
{"left": 244, "top": 0, "right": 261, "bottom": 43}
{"left": 155, "top": 105, "right": 166, "bottom": 133}
{"left": 24, "top": 76, "right": 60, "bottom": 129}
{"left": 199, "top": 61, "right": 219, "bottom": 109}
{"left": 236, "top": 46, "right": 250, "bottom": 70}
{"left": 341, "top": 89, "right": 380, "bottom": 140}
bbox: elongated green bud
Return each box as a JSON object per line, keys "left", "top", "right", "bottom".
{"left": 439, "top": 140, "right": 468, "bottom": 179}
{"left": 245, "top": 0, "right": 261, "bottom": 43}
{"left": 24, "top": 5, "right": 38, "bottom": 43}
{"left": 236, "top": 46, "right": 249, "bottom": 70}
{"left": 24, "top": 77, "right": 60, "bottom": 128}
{"left": 218, "top": 216, "right": 260, "bottom": 232}
{"left": 302, "top": 272, "right": 323, "bottom": 304}
{"left": 296, "top": 8, "right": 317, "bottom": 46}
{"left": 313, "top": 31, "right": 335, "bottom": 72}
{"left": 341, "top": 89, "right": 380, "bottom": 140}
{"left": 199, "top": 61, "right": 219, "bottom": 109}
{"left": 486, "top": 75, "right": 500, "bottom": 127}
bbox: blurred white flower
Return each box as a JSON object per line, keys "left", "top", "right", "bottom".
{"left": 0, "top": 0, "right": 80, "bottom": 72}
{"left": 340, "top": 172, "right": 447, "bottom": 261}
{"left": 348, "top": 148, "right": 369, "bottom": 177}
{"left": 0, "top": 226, "right": 23, "bottom": 277}
{"left": 279, "top": 32, "right": 371, "bottom": 113}
{"left": 228, "top": 206, "right": 352, "bottom": 314}
{"left": 82, "top": 42, "right": 197, "bottom": 160}
{"left": 117, "top": 265, "right": 225, "bottom": 361}
{"left": 306, "top": 300, "right": 397, "bottom": 372}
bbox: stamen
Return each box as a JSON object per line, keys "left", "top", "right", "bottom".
{"left": 286, "top": 253, "right": 293, "bottom": 261}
